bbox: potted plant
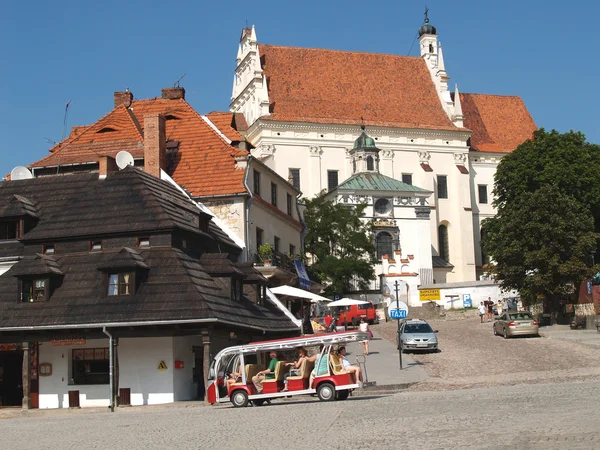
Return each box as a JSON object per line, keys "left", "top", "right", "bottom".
{"left": 258, "top": 243, "right": 273, "bottom": 266}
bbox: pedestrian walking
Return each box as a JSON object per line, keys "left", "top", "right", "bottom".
{"left": 486, "top": 297, "right": 494, "bottom": 322}
{"left": 478, "top": 302, "right": 486, "bottom": 323}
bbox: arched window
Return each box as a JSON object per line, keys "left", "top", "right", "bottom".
{"left": 438, "top": 224, "right": 449, "bottom": 262}
{"left": 376, "top": 232, "right": 393, "bottom": 260}
{"left": 480, "top": 228, "right": 489, "bottom": 265}
{"left": 366, "top": 156, "right": 374, "bottom": 171}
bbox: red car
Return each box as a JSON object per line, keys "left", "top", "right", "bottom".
{"left": 337, "top": 302, "right": 378, "bottom": 326}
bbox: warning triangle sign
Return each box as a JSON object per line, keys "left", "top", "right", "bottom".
{"left": 157, "top": 361, "right": 168, "bottom": 371}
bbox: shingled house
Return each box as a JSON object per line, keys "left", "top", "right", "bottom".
{"left": 26, "top": 89, "right": 304, "bottom": 286}
{"left": 0, "top": 167, "right": 298, "bottom": 409}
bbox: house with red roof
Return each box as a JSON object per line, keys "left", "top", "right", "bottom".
{"left": 24, "top": 87, "right": 304, "bottom": 287}
{"left": 228, "top": 18, "right": 537, "bottom": 301}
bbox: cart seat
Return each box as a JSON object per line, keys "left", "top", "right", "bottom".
{"left": 329, "top": 353, "right": 346, "bottom": 375}
{"left": 230, "top": 363, "right": 263, "bottom": 387}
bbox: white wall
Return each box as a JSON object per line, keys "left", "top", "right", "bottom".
{"left": 38, "top": 337, "right": 180, "bottom": 409}
{"left": 172, "top": 335, "right": 205, "bottom": 402}
{"left": 418, "top": 282, "right": 519, "bottom": 310}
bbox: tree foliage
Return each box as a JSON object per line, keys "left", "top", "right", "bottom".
{"left": 303, "top": 194, "right": 375, "bottom": 295}
{"left": 483, "top": 129, "right": 600, "bottom": 310}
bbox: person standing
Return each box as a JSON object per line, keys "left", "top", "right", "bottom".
{"left": 486, "top": 297, "right": 494, "bottom": 322}
{"left": 359, "top": 319, "right": 371, "bottom": 355}
{"left": 478, "top": 302, "right": 486, "bottom": 323}
{"left": 324, "top": 313, "right": 333, "bottom": 329}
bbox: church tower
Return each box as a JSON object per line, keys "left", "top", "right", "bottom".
{"left": 418, "top": 10, "right": 463, "bottom": 127}
{"left": 349, "top": 126, "right": 381, "bottom": 174}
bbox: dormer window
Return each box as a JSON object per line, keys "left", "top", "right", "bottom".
{"left": 90, "top": 241, "right": 102, "bottom": 252}
{"left": 164, "top": 115, "right": 180, "bottom": 121}
{"left": 0, "top": 220, "right": 21, "bottom": 240}
{"left": 231, "top": 277, "right": 243, "bottom": 301}
{"left": 108, "top": 272, "right": 132, "bottom": 296}
{"left": 21, "top": 278, "right": 48, "bottom": 302}
{"left": 42, "top": 244, "right": 55, "bottom": 255}
{"left": 137, "top": 237, "right": 150, "bottom": 248}
{"left": 97, "top": 127, "right": 117, "bottom": 133}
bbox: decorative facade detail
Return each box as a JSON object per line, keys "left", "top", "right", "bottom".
{"left": 453, "top": 152, "right": 467, "bottom": 165}
{"left": 418, "top": 151, "right": 431, "bottom": 163}
{"left": 309, "top": 145, "right": 323, "bottom": 156}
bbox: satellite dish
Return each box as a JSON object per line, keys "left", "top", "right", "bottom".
{"left": 10, "top": 166, "right": 33, "bottom": 180}
{"left": 116, "top": 151, "right": 134, "bottom": 169}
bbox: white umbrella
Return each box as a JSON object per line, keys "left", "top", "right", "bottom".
{"left": 269, "top": 285, "right": 331, "bottom": 303}
{"left": 327, "top": 298, "right": 369, "bottom": 307}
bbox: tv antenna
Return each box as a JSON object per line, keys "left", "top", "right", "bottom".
{"left": 61, "top": 100, "right": 71, "bottom": 141}
{"left": 174, "top": 73, "right": 186, "bottom": 88}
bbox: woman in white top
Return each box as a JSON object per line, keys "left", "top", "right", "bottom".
{"left": 337, "top": 346, "right": 362, "bottom": 382}
{"left": 359, "top": 319, "right": 370, "bottom": 355}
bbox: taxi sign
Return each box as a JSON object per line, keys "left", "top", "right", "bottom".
{"left": 389, "top": 309, "right": 407, "bottom": 319}
{"left": 388, "top": 301, "right": 408, "bottom": 320}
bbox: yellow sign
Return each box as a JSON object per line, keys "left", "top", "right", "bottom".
{"left": 419, "top": 289, "right": 441, "bottom": 301}
{"left": 157, "top": 361, "right": 168, "bottom": 371}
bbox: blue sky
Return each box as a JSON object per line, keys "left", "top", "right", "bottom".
{"left": 0, "top": 0, "right": 597, "bottom": 177}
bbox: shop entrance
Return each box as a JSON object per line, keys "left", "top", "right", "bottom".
{"left": 0, "top": 351, "right": 23, "bottom": 407}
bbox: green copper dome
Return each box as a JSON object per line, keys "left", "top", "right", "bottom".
{"left": 353, "top": 127, "right": 378, "bottom": 150}
{"left": 418, "top": 17, "right": 436, "bottom": 37}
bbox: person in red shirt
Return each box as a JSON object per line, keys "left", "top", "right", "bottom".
{"left": 324, "top": 313, "right": 333, "bottom": 328}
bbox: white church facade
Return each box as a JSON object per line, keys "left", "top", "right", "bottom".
{"left": 228, "top": 17, "right": 537, "bottom": 303}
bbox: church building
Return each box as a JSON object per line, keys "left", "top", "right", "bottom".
{"left": 229, "top": 16, "right": 537, "bottom": 295}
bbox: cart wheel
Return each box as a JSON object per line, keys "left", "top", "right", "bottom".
{"left": 317, "top": 382, "right": 335, "bottom": 402}
{"left": 493, "top": 326, "right": 498, "bottom": 336}
{"left": 336, "top": 389, "right": 349, "bottom": 401}
{"left": 252, "top": 399, "right": 265, "bottom": 406}
{"left": 230, "top": 390, "right": 248, "bottom": 408}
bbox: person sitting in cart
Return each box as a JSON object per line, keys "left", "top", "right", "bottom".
{"left": 226, "top": 363, "right": 243, "bottom": 395}
{"left": 252, "top": 351, "right": 279, "bottom": 394}
{"left": 308, "top": 345, "right": 328, "bottom": 389}
{"left": 337, "top": 346, "right": 362, "bottom": 382}
{"left": 282, "top": 347, "right": 308, "bottom": 392}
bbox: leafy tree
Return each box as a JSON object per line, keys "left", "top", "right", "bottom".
{"left": 494, "top": 129, "right": 600, "bottom": 232}
{"left": 483, "top": 129, "right": 600, "bottom": 312}
{"left": 303, "top": 194, "right": 375, "bottom": 295}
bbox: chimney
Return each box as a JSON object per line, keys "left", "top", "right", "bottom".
{"left": 161, "top": 87, "right": 185, "bottom": 100}
{"left": 114, "top": 90, "right": 133, "bottom": 108}
{"left": 143, "top": 114, "right": 166, "bottom": 178}
{"left": 99, "top": 156, "right": 118, "bottom": 179}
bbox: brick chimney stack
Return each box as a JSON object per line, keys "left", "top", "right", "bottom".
{"left": 143, "top": 114, "right": 166, "bottom": 178}
{"left": 161, "top": 87, "right": 185, "bottom": 100}
{"left": 114, "top": 90, "right": 133, "bottom": 108}
{"left": 99, "top": 156, "right": 118, "bottom": 179}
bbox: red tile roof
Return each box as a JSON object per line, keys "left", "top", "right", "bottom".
{"left": 460, "top": 93, "right": 537, "bottom": 153}
{"left": 205, "top": 112, "right": 243, "bottom": 142}
{"left": 258, "top": 45, "right": 459, "bottom": 131}
{"left": 30, "top": 98, "right": 248, "bottom": 197}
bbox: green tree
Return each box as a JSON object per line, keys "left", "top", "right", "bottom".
{"left": 483, "top": 129, "right": 600, "bottom": 312}
{"left": 303, "top": 194, "right": 375, "bottom": 295}
{"left": 494, "top": 129, "right": 600, "bottom": 232}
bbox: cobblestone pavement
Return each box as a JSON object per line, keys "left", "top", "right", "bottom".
{"left": 375, "top": 316, "right": 600, "bottom": 390}
{"left": 2, "top": 380, "right": 600, "bottom": 449}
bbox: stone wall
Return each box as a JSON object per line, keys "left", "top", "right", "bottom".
{"left": 203, "top": 199, "right": 244, "bottom": 241}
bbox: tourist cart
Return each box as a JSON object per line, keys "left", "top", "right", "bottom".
{"left": 207, "top": 331, "right": 375, "bottom": 407}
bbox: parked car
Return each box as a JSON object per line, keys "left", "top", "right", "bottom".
{"left": 337, "top": 302, "right": 378, "bottom": 326}
{"left": 493, "top": 312, "right": 539, "bottom": 338}
{"left": 397, "top": 319, "right": 438, "bottom": 352}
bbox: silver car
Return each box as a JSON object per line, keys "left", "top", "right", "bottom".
{"left": 398, "top": 319, "right": 439, "bottom": 352}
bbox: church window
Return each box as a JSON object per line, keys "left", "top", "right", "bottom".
{"left": 352, "top": 159, "right": 357, "bottom": 173}
{"left": 376, "top": 232, "right": 393, "bottom": 260}
{"left": 327, "top": 170, "right": 339, "bottom": 190}
{"left": 374, "top": 198, "right": 392, "bottom": 216}
{"left": 437, "top": 175, "right": 448, "bottom": 199}
{"left": 288, "top": 169, "right": 300, "bottom": 190}
{"left": 253, "top": 170, "right": 261, "bottom": 196}
{"left": 367, "top": 156, "right": 374, "bottom": 171}
{"left": 402, "top": 174, "right": 413, "bottom": 185}
{"left": 478, "top": 185, "right": 488, "bottom": 204}
{"left": 271, "top": 183, "right": 278, "bottom": 207}
{"left": 429, "top": 43, "right": 434, "bottom": 53}
{"left": 438, "top": 225, "right": 449, "bottom": 262}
